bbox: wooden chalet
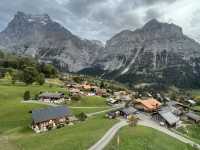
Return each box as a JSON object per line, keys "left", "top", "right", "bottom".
{"left": 31, "top": 106, "right": 72, "bottom": 133}
{"left": 39, "top": 92, "right": 64, "bottom": 103}
{"left": 152, "top": 110, "right": 180, "bottom": 127}
{"left": 186, "top": 112, "right": 200, "bottom": 123}
{"left": 135, "top": 98, "right": 161, "bottom": 112}
{"left": 95, "top": 88, "right": 108, "bottom": 97}
{"left": 120, "top": 107, "right": 138, "bottom": 118}
{"left": 81, "top": 83, "right": 92, "bottom": 90}
{"left": 69, "top": 88, "right": 81, "bottom": 96}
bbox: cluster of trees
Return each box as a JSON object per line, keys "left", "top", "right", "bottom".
{"left": 0, "top": 51, "right": 58, "bottom": 85}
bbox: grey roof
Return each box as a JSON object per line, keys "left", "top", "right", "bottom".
{"left": 161, "top": 106, "right": 182, "bottom": 115}
{"left": 186, "top": 112, "right": 200, "bottom": 121}
{"left": 39, "top": 92, "right": 63, "bottom": 98}
{"left": 158, "top": 110, "right": 179, "bottom": 125}
{"left": 121, "top": 107, "right": 137, "bottom": 114}
{"left": 166, "top": 101, "right": 178, "bottom": 107}
{"left": 32, "top": 106, "right": 70, "bottom": 123}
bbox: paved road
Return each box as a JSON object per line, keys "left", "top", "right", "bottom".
{"left": 88, "top": 120, "right": 128, "bottom": 150}
{"left": 138, "top": 113, "right": 200, "bottom": 149}
{"left": 89, "top": 113, "right": 200, "bottom": 150}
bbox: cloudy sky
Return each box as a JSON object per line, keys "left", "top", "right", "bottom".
{"left": 0, "top": 0, "right": 200, "bottom": 42}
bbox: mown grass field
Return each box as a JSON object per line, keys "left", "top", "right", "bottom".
{"left": 0, "top": 82, "right": 117, "bottom": 150}
{"left": 193, "top": 106, "right": 200, "bottom": 111}
{"left": 67, "top": 96, "right": 108, "bottom": 107}
{"left": 177, "top": 125, "right": 200, "bottom": 144}
{"left": 189, "top": 89, "right": 200, "bottom": 100}
{"left": 105, "top": 126, "right": 195, "bottom": 150}
{"left": 71, "top": 107, "right": 108, "bottom": 115}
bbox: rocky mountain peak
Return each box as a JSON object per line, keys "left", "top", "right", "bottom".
{"left": 142, "top": 19, "right": 160, "bottom": 30}
{"left": 1, "top": 11, "right": 73, "bottom": 40}
{"left": 15, "top": 11, "right": 26, "bottom": 17}
{"left": 0, "top": 11, "right": 104, "bottom": 72}
{"left": 13, "top": 11, "right": 51, "bottom": 25}
{"left": 141, "top": 18, "right": 183, "bottom": 38}
{"left": 96, "top": 19, "right": 200, "bottom": 87}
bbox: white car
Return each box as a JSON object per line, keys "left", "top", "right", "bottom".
{"left": 160, "top": 122, "right": 165, "bottom": 126}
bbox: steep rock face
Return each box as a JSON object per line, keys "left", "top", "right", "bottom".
{"left": 1, "top": 12, "right": 200, "bottom": 87}
{"left": 0, "top": 11, "right": 103, "bottom": 72}
{"left": 94, "top": 19, "right": 200, "bottom": 87}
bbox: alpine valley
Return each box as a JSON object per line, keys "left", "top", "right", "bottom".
{"left": 1, "top": 11, "right": 200, "bottom": 88}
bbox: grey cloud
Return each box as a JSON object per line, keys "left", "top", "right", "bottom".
{"left": 138, "top": 0, "right": 177, "bottom": 6}
{"left": 0, "top": 0, "right": 198, "bottom": 43}
{"left": 144, "top": 9, "right": 162, "bottom": 21}
{"left": 65, "top": 0, "right": 105, "bottom": 17}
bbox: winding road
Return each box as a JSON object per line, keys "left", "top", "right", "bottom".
{"left": 138, "top": 114, "right": 200, "bottom": 149}
{"left": 88, "top": 113, "right": 200, "bottom": 150}
{"left": 88, "top": 120, "right": 128, "bottom": 150}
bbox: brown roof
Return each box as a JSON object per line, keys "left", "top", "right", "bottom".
{"left": 137, "top": 98, "right": 161, "bottom": 110}
{"left": 69, "top": 88, "right": 80, "bottom": 93}
{"left": 82, "top": 84, "right": 92, "bottom": 89}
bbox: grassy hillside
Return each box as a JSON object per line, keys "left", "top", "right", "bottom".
{"left": 105, "top": 126, "right": 195, "bottom": 150}
{"left": 0, "top": 83, "right": 117, "bottom": 150}
{"left": 188, "top": 89, "right": 200, "bottom": 100}
{"left": 67, "top": 96, "right": 107, "bottom": 107}
{"left": 177, "top": 125, "right": 200, "bottom": 144}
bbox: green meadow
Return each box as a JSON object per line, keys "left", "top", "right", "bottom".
{"left": 105, "top": 126, "right": 196, "bottom": 150}
{"left": 0, "top": 82, "right": 116, "bottom": 150}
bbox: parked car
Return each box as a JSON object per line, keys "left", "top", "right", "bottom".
{"left": 106, "top": 111, "right": 117, "bottom": 119}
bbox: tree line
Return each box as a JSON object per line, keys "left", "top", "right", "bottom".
{"left": 0, "top": 50, "right": 58, "bottom": 85}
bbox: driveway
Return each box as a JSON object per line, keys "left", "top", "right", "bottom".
{"left": 87, "top": 105, "right": 124, "bottom": 117}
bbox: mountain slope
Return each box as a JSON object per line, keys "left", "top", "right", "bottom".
{"left": 1, "top": 12, "right": 200, "bottom": 88}
{"left": 92, "top": 19, "right": 200, "bottom": 88}
{"left": 0, "top": 11, "right": 103, "bottom": 72}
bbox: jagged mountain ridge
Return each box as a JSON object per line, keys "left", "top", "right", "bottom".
{"left": 1, "top": 12, "right": 200, "bottom": 87}
{"left": 0, "top": 11, "right": 103, "bottom": 72}
{"left": 86, "top": 19, "right": 200, "bottom": 87}
{"left": 97, "top": 19, "right": 200, "bottom": 73}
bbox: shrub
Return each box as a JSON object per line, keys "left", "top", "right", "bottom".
{"left": 76, "top": 112, "right": 87, "bottom": 121}
{"left": 34, "top": 94, "right": 39, "bottom": 100}
{"left": 24, "top": 90, "right": 30, "bottom": 101}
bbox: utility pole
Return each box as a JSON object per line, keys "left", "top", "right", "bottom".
{"left": 117, "top": 134, "right": 120, "bottom": 150}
